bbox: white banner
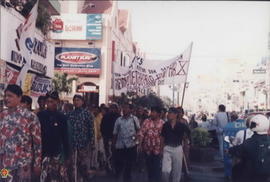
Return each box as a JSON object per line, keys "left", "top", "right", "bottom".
{"left": 15, "top": 1, "right": 38, "bottom": 87}
{"left": 0, "top": 5, "right": 54, "bottom": 84}
{"left": 113, "top": 43, "right": 193, "bottom": 94}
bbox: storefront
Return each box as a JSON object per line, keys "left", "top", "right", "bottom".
{"left": 77, "top": 82, "right": 99, "bottom": 107}
{"left": 54, "top": 46, "right": 101, "bottom": 106}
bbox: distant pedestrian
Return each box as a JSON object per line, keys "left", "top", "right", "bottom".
{"left": 138, "top": 106, "right": 164, "bottom": 182}
{"left": 189, "top": 114, "right": 198, "bottom": 129}
{"left": 177, "top": 107, "right": 191, "bottom": 180}
{"left": 100, "top": 104, "right": 121, "bottom": 172}
{"left": 38, "top": 91, "right": 69, "bottom": 182}
{"left": 91, "top": 106, "right": 106, "bottom": 170}
{"left": 136, "top": 106, "right": 146, "bottom": 124}
{"left": 135, "top": 106, "right": 149, "bottom": 173}
{"left": 161, "top": 108, "right": 168, "bottom": 122}
{"left": 62, "top": 102, "right": 74, "bottom": 115}
{"left": 34, "top": 95, "right": 46, "bottom": 114}
{"left": 21, "top": 95, "right": 33, "bottom": 111}
{"left": 113, "top": 104, "right": 140, "bottom": 182}
{"left": 213, "top": 104, "right": 229, "bottom": 160}
{"left": 161, "top": 107, "right": 190, "bottom": 182}
{"left": 0, "top": 84, "right": 42, "bottom": 182}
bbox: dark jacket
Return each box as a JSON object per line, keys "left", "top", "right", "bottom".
{"left": 67, "top": 107, "right": 94, "bottom": 150}
{"left": 229, "top": 133, "right": 270, "bottom": 182}
{"left": 38, "top": 110, "right": 69, "bottom": 160}
{"left": 100, "top": 112, "right": 120, "bottom": 139}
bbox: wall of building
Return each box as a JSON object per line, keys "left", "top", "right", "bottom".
{"left": 53, "top": 1, "right": 137, "bottom": 105}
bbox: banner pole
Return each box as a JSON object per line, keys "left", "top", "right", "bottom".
{"left": 180, "top": 42, "right": 193, "bottom": 107}
{"left": 181, "top": 82, "right": 187, "bottom": 107}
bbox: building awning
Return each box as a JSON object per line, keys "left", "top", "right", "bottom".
{"left": 77, "top": 82, "right": 99, "bottom": 93}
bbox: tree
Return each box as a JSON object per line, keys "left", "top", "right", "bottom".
{"left": 52, "top": 73, "right": 77, "bottom": 96}
{"left": 134, "top": 93, "right": 164, "bottom": 109}
{"left": 35, "top": 3, "right": 51, "bottom": 35}
{"left": 1, "top": 0, "right": 51, "bottom": 35}
{"left": 112, "top": 92, "right": 165, "bottom": 109}
{"left": 161, "top": 96, "right": 173, "bottom": 108}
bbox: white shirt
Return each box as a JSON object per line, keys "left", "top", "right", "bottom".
{"left": 213, "top": 112, "right": 229, "bottom": 132}
{"left": 199, "top": 121, "right": 210, "bottom": 130}
{"left": 233, "top": 128, "right": 254, "bottom": 146}
{"left": 113, "top": 114, "right": 140, "bottom": 149}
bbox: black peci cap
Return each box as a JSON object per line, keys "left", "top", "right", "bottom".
{"left": 5, "top": 84, "right": 23, "bottom": 97}
{"left": 168, "top": 107, "right": 180, "bottom": 114}
{"left": 46, "top": 90, "right": 59, "bottom": 100}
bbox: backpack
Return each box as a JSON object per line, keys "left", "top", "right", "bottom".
{"left": 253, "top": 135, "right": 270, "bottom": 175}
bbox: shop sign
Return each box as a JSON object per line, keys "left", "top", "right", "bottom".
{"left": 50, "top": 14, "right": 102, "bottom": 40}
{"left": 55, "top": 47, "right": 101, "bottom": 75}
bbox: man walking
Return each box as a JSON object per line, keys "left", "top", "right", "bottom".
{"left": 113, "top": 104, "right": 140, "bottom": 182}
{"left": 0, "top": 84, "right": 41, "bottom": 182}
{"left": 38, "top": 91, "right": 69, "bottom": 181}
{"left": 138, "top": 106, "right": 164, "bottom": 182}
{"left": 161, "top": 107, "right": 190, "bottom": 182}
{"left": 101, "top": 104, "right": 121, "bottom": 172}
{"left": 67, "top": 94, "right": 94, "bottom": 181}
{"left": 213, "top": 104, "right": 229, "bottom": 160}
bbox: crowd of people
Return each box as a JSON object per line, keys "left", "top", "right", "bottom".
{"left": 0, "top": 84, "right": 192, "bottom": 182}
{"left": 0, "top": 84, "right": 270, "bottom": 182}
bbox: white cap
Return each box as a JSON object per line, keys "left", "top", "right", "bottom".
{"left": 250, "top": 114, "right": 270, "bottom": 135}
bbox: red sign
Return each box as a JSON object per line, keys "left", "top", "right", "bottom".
{"left": 55, "top": 51, "right": 98, "bottom": 64}
{"left": 5, "top": 65, "right": 19, "bottom": 84}
{"left": 52, "top": 18, "right": 64, "bottom": 33}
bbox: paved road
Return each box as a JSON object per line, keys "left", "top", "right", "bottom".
{"left": 92, "top": 160, "right": 225, "bottom": 182}
{"left": 189, "top": 161, "right": 225, "bottom": 182}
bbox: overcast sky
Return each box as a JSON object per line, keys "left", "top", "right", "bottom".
{"left": 118, "top": 1, "right": 270, "bottom": 106}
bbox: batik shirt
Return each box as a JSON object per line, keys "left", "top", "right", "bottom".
{"left": 67, "top": 107, "right": 94, "bottom": 150}
{"left": 113, "top": 115, "right": 140, "bottom": 149}
{"left": 138, "top": 118, "right": 164, "bottom": 155}
{"left": 0, "top": 106, "right": 41, "bottom": 171}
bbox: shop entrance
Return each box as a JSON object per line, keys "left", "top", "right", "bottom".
{"left": 77, "top": 82, "right": 99, "bottom": 107}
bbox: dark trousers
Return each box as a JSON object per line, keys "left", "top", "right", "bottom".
{"left": 145, "top": 153, "right": 162, "bottom": 182}
{"left": 103, "top": 137, "right": 114, "bottom": 172}
{"left": 115, "top": 146, "right": 137, "bottom": 182}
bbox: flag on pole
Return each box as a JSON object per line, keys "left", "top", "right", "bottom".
{"left": 15, "top": 0, "right": 39, "bottom": 88}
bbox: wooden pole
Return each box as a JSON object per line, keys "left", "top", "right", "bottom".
{"left": 181, "top": 42, "right": 193, "bottom": 107}
{"left": 181, "top": 82, "right": 187, "bottom": 107}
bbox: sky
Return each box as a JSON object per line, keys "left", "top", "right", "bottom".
{"left": 118, "top": 1, "right": 270, "bottom": 109}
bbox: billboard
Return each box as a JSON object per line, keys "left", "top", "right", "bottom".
{"left": 55, "top": 47, "right": 101, "bottom": 75}
{"left": 51, "top": 14, "right": 102, "bottom": 40}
